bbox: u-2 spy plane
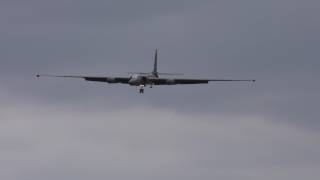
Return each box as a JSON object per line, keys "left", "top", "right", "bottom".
{"left": 36, "top": 49, "right": 255, "bottom": 94}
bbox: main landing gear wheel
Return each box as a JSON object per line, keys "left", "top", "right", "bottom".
{"left": 139, "top": 85, "right": 145, "bottom": 94}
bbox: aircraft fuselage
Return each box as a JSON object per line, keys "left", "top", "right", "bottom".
{"left": 128, "top": 74, "right": 155, "bottom": 86}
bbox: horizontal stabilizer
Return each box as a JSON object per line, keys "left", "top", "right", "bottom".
{"left": 127, "top": 72, "right": 186, "bottom": 76}
{"left": 127, "top": 72, "right": 151, "bottom": 75}
{"left": 158, "top": 73, "right": 185, "bottom": 76}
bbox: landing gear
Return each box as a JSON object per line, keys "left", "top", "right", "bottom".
{"left": 139, "top": 85, "right": 145, "bottom": 94}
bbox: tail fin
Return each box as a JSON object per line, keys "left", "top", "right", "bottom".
{"left": 153, "top": 49, "right": 158, "bottom": 77}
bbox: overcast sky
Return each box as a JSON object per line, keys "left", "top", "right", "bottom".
{"left": 1, "top": 0, "right": 320, "bottom": 179}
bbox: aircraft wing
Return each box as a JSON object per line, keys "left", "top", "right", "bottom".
{"left": 36, "top": 74, "right": 131, "bottom": 84}
{"left": 150, "top": 78, "right": 255, "bottom": 85}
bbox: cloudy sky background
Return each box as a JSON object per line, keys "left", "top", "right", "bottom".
{"left": 1, "top": 0, "right": 320, "bottom": 179}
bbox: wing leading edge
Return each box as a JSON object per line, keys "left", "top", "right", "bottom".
{"left": 150, "top": 78, "right": 255, "bottom": 85}
{"left": 36, "top": 75, "right": 255, "bottom": 85}
{"left": 36, "top": 74, "right": 130, "bottom": 84}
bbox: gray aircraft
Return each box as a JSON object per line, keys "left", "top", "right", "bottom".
{"left": 36, "top": 49, "right": 255, "bottom": 94}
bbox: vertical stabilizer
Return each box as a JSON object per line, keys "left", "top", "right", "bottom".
{"left": 153, "top": 49, "right": 158, "bottom": 77}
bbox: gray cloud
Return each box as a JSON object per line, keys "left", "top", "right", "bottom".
{"left": 1, "top": 90, "right": 320, "bottom": 180}
{"left": 1, "top": 0, "right": 320, "bottom": 179}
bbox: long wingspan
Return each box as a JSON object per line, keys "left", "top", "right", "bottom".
{"left": 36, "top": 74, "right": 130, "bottom": 84}
{"left": 150, "top": 78, "right": 255, "bottom": 85}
